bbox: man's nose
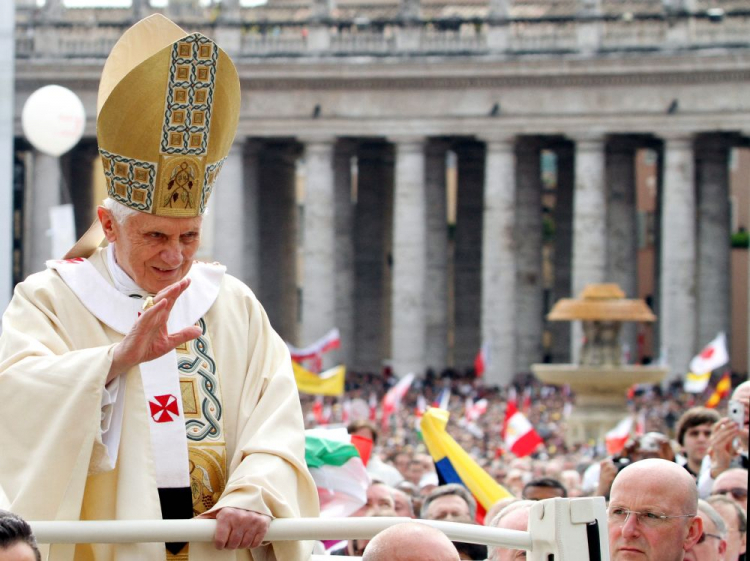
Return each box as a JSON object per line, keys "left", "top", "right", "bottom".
{"left": 620, "top": 512, "right": 641, "bottom": 537}
{"left": 160, "top": 241, "right": 183, "bottom": 266}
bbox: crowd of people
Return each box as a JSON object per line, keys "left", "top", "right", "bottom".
{"left": 297, "top": 368, "right": 748, "bottom": 560}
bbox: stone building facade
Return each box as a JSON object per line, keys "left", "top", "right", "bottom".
{"left": 12, "top": 0, "right": 750, "bottom": 386}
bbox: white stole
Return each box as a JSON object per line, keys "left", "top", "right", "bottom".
{"left": 47, "top": 256, "right": 225, "bottom": 489}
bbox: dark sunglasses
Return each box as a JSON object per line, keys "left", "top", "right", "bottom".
{"left": 714, "top": 488, "right": 748, "bottom": 500}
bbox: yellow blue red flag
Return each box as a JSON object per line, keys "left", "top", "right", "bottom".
{"left": 420, "top": 407, "right": 513, "bottom": 522}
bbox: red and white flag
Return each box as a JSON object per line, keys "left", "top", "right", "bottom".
{"left": 502, "top": 401, "right": 542, "bottom": 458}
{"left": 287, "top": 328, "right": 341, "bottom": 372}
{"left": 605, "top": 416, "right": 633, "bottom": 455}
{"left": 465, "top": 398, "right": 488, "bottom": 422}
{"left": 689, "top": 332, "right": 729, "bottom": 375}
{"left": 381, "top": 372, "right": 415, "bottom": 428}
{"left": 474, "top": 341, "right": 491, "bottom": 377}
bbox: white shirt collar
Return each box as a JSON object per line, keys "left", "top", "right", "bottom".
{"left": 106, "top": 243, "right": 150, "bottom": 298}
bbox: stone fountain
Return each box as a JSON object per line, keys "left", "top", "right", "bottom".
{"left": 531, "top": 284, "right": 668, "bottom": 446}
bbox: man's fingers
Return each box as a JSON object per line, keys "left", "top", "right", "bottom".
{"left": 211, "top": 508, "right": 270, "bottom": 551}
{"left": 168, "top": 326, "right": 202, "bottom": 348}
{"left": 213, "top": 520, "right": 230, "bottom": 550}
{"left": 152, "top": 278, "right": 192, "bottom": 312}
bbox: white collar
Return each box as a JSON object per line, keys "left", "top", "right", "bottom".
{"left": 106, "top": 243, "right": 150, "bottom": 298}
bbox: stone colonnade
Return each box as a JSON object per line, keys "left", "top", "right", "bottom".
{"left": 21, "top": 131, "right": 742, "bottom": 386}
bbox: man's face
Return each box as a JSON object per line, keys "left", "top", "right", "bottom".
{"left": 522, "top": 485, "right": 565, "bottom": 501}
{"left": 353, "top": 484, "right": 395, "bottom": 516}
{"left": 405, "top": 462, "right": 425, "bottom": 485}
{"left": 0, "top": 542, "right": 37, "bottom": 561}
{"left": 684, "top": 511, "right": 726, "bottom": 561}
{"left": 392, "top": 490, "right": 413, "bottom": 518}
{"left": 493, "top": 508, "right": 529, "bottom": 561}
{"left": 731, "top": 385, "right": 750, "bottom": 449}
{"left": 394, "top": 453, "right": 410, "bottom": 475}
{"left": 608, "top": 471, "right": 701, "bottom": 561}
{"left": 682, "top": 423, "right": 713, "bottom": 465}
{"left": 710, "top": 501, "right": 746, "bottom": 561}
{"left": 713, "top": 471, "right": 748, "bottom": 513}
{"left": 425, "top": 494, "right": 472, "bottom": 522}
{"left": 99, "top": 207, "right": 202, "bottom": 294}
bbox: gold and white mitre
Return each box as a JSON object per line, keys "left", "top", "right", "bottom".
{"left": 97, "top": 14, "right": 240, "bottom": 218}
{"left": 66, "top": 15, "right": 240, "bottom": 259}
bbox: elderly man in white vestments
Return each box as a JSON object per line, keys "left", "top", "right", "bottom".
{"left": 0, "top": 14, "right": 318, "bottom": 561}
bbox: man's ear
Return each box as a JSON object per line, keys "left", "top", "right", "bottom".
{"left": 97, "top": 206, "right": 117, "bottom": 243}
{"left": 684, "top": 516, "right": 703, "bottom": 551}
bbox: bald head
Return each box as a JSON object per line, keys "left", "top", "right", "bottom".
{"left": 363, "top": 522, "right": 460, "bottom": 561}
{"left": 612, "top": 458, "right": 698, "bottom": 514}
{"left": 609, "top": 459, "right": 703, "bottom": 561}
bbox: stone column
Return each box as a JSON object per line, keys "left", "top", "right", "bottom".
{"left": 425, "top": 140, "right": 450, "bottom": 371}
{"left": 695, "top": 135, "right": 731, "bottom": 350}
{"left": 258, "top": 141, "right": 299, "bottom": 343}
{"left": 515, "top": 138, "right": 544, "bottom": 374}
{"left": 334, "top": 141, "right": 356, "bottom": 369}
{"left": 659, "top": 134, "right": 697, "bottom": 378}
{"left": 25, "top": 151, "right": 62, "bottom": 276}
{"left": 300, "top": 137, "right": 337, "bottom": 365}
{"left": 211, "top": 141, "right": 247, "bottom": 278}
{"left": 551, "top": 142, "right": 574, "bottom": 363}
{"left": 606, "top": 137, "right": 638, "bottom": 360}
{"left": 480, "top": 135, "right": 516, "bottom": 386}
{"left": 390, "top": 137, "right": 427, "bottom": 377}
{"left": 454, "top": 142, "right": 485, "bottom": 369}
{"left": 571, "top": 134, "right": 607, "bottom": 362}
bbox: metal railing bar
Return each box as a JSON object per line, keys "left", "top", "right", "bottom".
{"left": 30, "top": 517, "right": 533, "bottom": 549}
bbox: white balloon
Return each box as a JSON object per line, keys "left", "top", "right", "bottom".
{"left": 22, "top": 85, "right": 86, "bottom": 157}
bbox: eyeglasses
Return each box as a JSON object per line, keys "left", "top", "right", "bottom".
{"left": 607, "top": 507, "right": 696, "bottom": 528}
{"left": 713, "top": 488, "right": 748, "bottom": 500}
{"left": 697, "top": 532, "right": 723, "bottom": 544}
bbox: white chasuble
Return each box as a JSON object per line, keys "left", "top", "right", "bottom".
{"left": 0, "top": 248, "right": 319, "bottom": 561}
{"left": 47, "top": 256, "right": 226, "bottom": 496}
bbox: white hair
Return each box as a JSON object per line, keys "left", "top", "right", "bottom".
{"left": 102, "top": 198, "right": 140, "bottom": 224}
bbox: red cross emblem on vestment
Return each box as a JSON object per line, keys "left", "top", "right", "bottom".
{"left": 149, "top": 394, "right": 180, "bottom": 423}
